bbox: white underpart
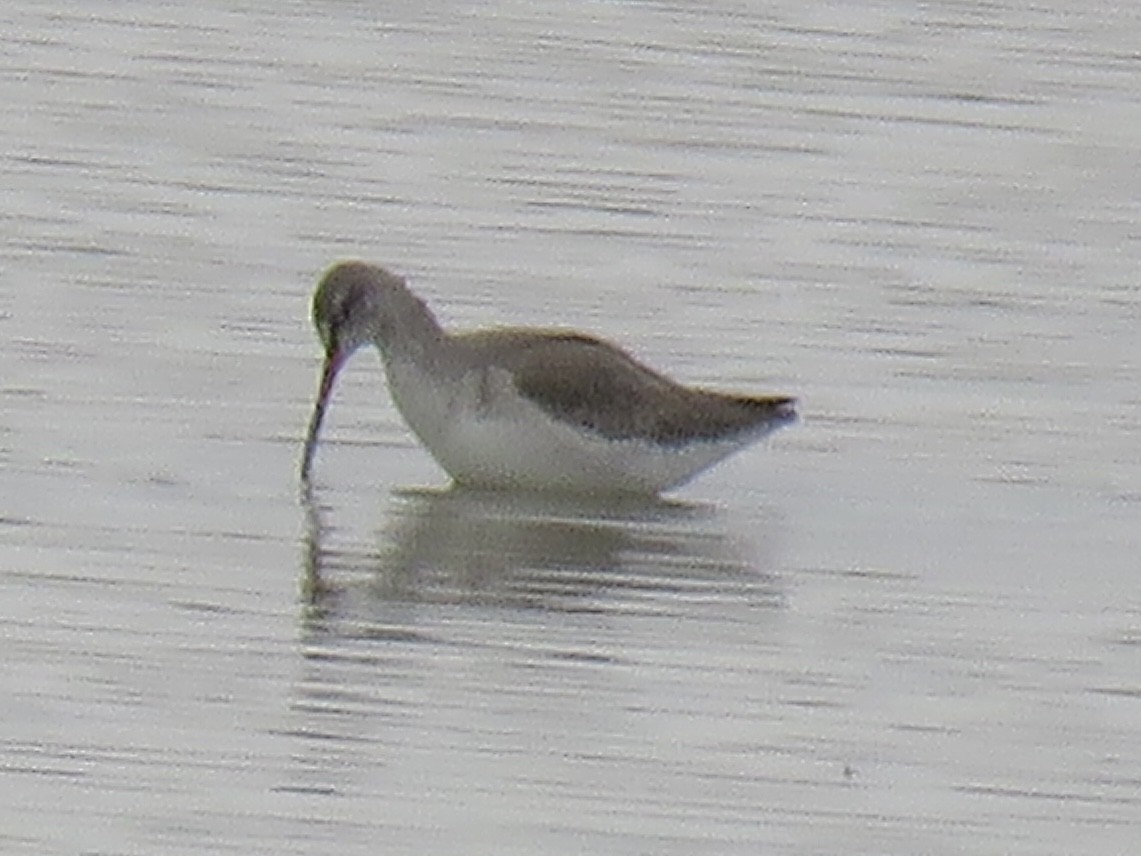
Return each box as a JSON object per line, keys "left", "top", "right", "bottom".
{"left": 381, "top": 350, "right": 775, "bottom": 494}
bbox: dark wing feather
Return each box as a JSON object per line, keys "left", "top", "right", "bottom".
{"left": 458, "top": 329, "right": 795, "bottom": 445}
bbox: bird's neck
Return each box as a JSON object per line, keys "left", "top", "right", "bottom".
{"left": 371, "top": 285, "right": 456, "bottom": 373}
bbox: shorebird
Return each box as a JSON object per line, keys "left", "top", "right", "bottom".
{"left": 300, "top": 261, "right": 796, "bottom": 494}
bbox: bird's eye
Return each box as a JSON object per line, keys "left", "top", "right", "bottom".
{"left": 323, "top": 294, "right": 350, "bottom": 330}
{"left": 342, "top": 282, "right": 370, "bottom": 316}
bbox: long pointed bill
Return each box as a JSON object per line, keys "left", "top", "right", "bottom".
{"left": 300, "top": 349, "right": 348, "bottom": 483}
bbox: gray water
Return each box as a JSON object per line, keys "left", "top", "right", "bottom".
{"left": 3, "top": 1, "right": 1139, "bottom": 853}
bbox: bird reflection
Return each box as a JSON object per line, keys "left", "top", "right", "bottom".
{"left": 286, "top": 484, "right": 785, "bottom": 798}
{"left": 300, "top": 484, "right": 782, "bottom": 635}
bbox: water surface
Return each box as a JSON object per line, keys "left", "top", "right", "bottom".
{"left": 2, "top": 1, "right": 1139, "bottom": 853}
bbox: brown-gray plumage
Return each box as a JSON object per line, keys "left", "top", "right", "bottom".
{"left": 301, "top": 261, "right": 797, "bottom": 492}
{"left": 454, "top": 329, "right": 795, "bottom": 446}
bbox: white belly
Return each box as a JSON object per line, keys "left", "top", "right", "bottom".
{"left": 382, "top": 354, "right": 767, "bottom": 494}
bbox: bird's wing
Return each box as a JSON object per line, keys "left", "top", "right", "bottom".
{"left": 457, "top": 329, "right": 793, "bottom": 445}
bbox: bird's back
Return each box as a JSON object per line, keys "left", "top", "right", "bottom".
{"left": 452, "top": 328, "right": 796, "bottom": 447}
